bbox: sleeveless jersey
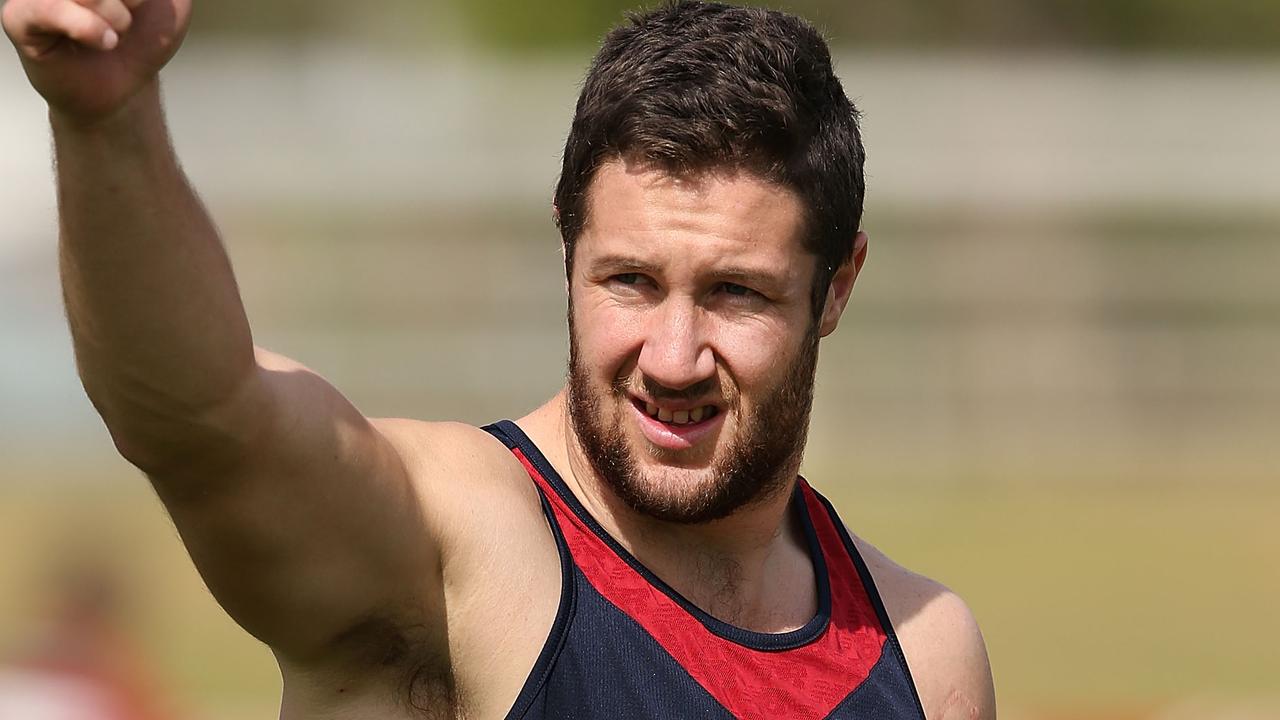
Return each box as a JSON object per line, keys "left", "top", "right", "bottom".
{"left": 483, "top": 420, "right": 926, "bottom": 720}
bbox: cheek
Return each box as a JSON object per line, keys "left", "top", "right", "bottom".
{"left": 707, "top": 317, "right": 796, "bottom": 385}
{"left": 572, "top": 293, "right": 646, "bottom": 370}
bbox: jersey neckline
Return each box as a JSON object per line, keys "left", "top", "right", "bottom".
{"left": 492, "top": 419, "right": 833, "bottom": 652}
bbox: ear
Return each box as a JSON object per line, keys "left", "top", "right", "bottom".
{"left": 818, "top": 231, "right": 868, "bottom": 337}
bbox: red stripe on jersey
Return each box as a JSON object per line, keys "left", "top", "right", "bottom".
{"left": 512, "top": 449, "right": 887, "bottom": 720}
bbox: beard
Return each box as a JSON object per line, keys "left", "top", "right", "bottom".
{"left": 567, "top": 318, "right": 820, "bottom": 525}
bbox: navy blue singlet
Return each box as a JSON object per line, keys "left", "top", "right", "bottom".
{"left": 483, "top": 420, "right": 926, "bottom": 720}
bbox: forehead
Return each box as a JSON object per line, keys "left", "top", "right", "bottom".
{"left": 579, "top": 160, "right": 811, "bottom": 273}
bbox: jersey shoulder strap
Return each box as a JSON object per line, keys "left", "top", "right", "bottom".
{"left": 799, "top": 479, "right": 928, "bottom": 719}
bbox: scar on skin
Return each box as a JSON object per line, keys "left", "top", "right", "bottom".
{"left": 942, "top": 688, "right": 979, "bottom": 720}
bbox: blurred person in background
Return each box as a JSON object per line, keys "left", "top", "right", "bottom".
{"left": 3, "top": 0, "right": 994, "bottom": 718}
{"left": 0, "top": 560, "right": 174, "bottom": 720}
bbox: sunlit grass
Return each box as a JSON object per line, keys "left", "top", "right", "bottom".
{"left": 3, "top": 455, "right": 1277, "bottom": 719}
{"left": 813, "top": 476, "right": 1280, "bottom": 712}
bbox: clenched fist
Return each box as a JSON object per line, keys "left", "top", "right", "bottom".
{"left": 2, "top": 0, "right": 191, "bottom": 123}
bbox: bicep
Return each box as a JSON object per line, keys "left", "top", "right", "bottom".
{"left": 150, "top": 348, "right": 444, "bottom": 664}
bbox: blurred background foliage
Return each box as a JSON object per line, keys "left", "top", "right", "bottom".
{"left": 190, "top": 0, "right": 1280, "bottom": 52}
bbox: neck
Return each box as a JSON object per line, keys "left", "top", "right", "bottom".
{"left": 520, "top": 391, "right": 817, "bottom": 632}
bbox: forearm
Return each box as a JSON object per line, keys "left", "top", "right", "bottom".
{"left": 56, "top": 80, "right": 258, "bottom": 470}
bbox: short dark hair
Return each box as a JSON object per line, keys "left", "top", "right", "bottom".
{"left": 554, "top": 0, "right": 865, "bottom": 316}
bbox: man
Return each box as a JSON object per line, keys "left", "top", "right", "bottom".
{"left": 4, "top": 0, "right": 995, "bottom": 717}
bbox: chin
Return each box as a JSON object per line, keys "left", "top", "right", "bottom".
{"left": 570, "top": 389, "right": 799, "bottom": 525}
{"left": 566, "top": 315, "right": 820, "bottom": 526}
{"left": 627, "top": 453, "right": 732, "bottom": 509}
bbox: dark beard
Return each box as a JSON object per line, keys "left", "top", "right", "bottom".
{"left": 567, "top": 322, "right": 820, "bottom": 525}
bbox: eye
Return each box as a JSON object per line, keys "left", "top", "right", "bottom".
{"left": 721, "top": 282, "right": 753, "bottom": 297}
{"left": 606, "top": 272, "right": 655, "bottom": 296}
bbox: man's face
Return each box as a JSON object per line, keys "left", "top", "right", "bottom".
{"left": 566, "top": 160, "right": 826, "bottom": 524}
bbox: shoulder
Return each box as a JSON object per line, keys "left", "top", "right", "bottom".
{"left": 368, "top": 417, "right": 534, "bottom": 492}
{"left": 370, "top": 417, "right": 552, "bottom": 564}
{"left": 851, "top": 533, "right": 997, "bottom": 720}
{"left": 372, "top": 418, "right": 525, "bottom": 480}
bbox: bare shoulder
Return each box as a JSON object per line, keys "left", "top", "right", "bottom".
{"left": 371, "top": 418, "right": 543, "bottom": 524}
{"left": 369, "top": 417, "right": 553, "bottom": 577}
{"left": 371, "top": 418, "right": 527, "bottom": 482}
{"left": 851, "top": 534, "right": 997, "bottom": 720}
{"left": 368, "top": 417, "right": 563, "bottom": 717}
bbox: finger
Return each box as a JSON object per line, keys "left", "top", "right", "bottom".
{"left": 73, "top": 0, "right": 133, "bottom": 34}
{"left": 120, "top": 0, "right": 149, "bottom": 9}
{"left": 24, "top": 0, "right": 119, "bottom": 52}
{"left": 1, "top": 0, "right": 32, "bottom": 42}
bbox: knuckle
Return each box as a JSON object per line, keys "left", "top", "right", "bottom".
{"left": 100, "top": 7, "right": 130, "bottom": 30}
{"left": 66, "top": 12, "right": 105, "bottom": 40}
{"left": 97, "top": 0, "right": 133, "bottom": 32}
{"left": 2, "top": 0, "right": 32, "bottom": 32}
{"left": 62, "top": 0, "right": 123, "bottom": 31}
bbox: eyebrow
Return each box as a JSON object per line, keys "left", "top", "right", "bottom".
{"left": 587, "top": 254, "right": 787, "bottom": 291}
{"left": 714, "top": 266, "right": 787, "bottom": 291}
{"left": 587, "top": 254, "right": 664, "bottom": 277}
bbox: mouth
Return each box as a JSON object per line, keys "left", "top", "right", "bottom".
{"left": 629, "top": 396, "right": 725, "bottom": 451}
{"left": 639, "top": 400, "right": 720, "bottom": 426}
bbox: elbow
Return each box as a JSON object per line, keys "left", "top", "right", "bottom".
{"left": 88, "top": 365, "right": 268, "bottom": 480}
{"left": 99, "top": 401, "right": 257, "bottom": 481}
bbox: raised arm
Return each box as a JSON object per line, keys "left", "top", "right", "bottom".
{"left": 3, "top": 0, "right": 460, "bottom": 670}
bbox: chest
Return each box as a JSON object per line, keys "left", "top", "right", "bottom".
{"left": 511, "top": 562, "right": 922, "bottom": 720}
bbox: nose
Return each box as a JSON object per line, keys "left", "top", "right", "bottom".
{"left": 636, "top": 298, "right": 716, "bottom": 391}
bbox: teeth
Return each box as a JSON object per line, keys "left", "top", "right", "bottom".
{"left": 643, "top": 402, "right": 718, "bottom": 425}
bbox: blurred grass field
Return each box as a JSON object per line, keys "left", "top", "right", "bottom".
{"left": 832, "top": 480, "right": 1280, "bottom": 716}
{"left": 2, "top": 458, "right": 1277, "bottom": 719}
